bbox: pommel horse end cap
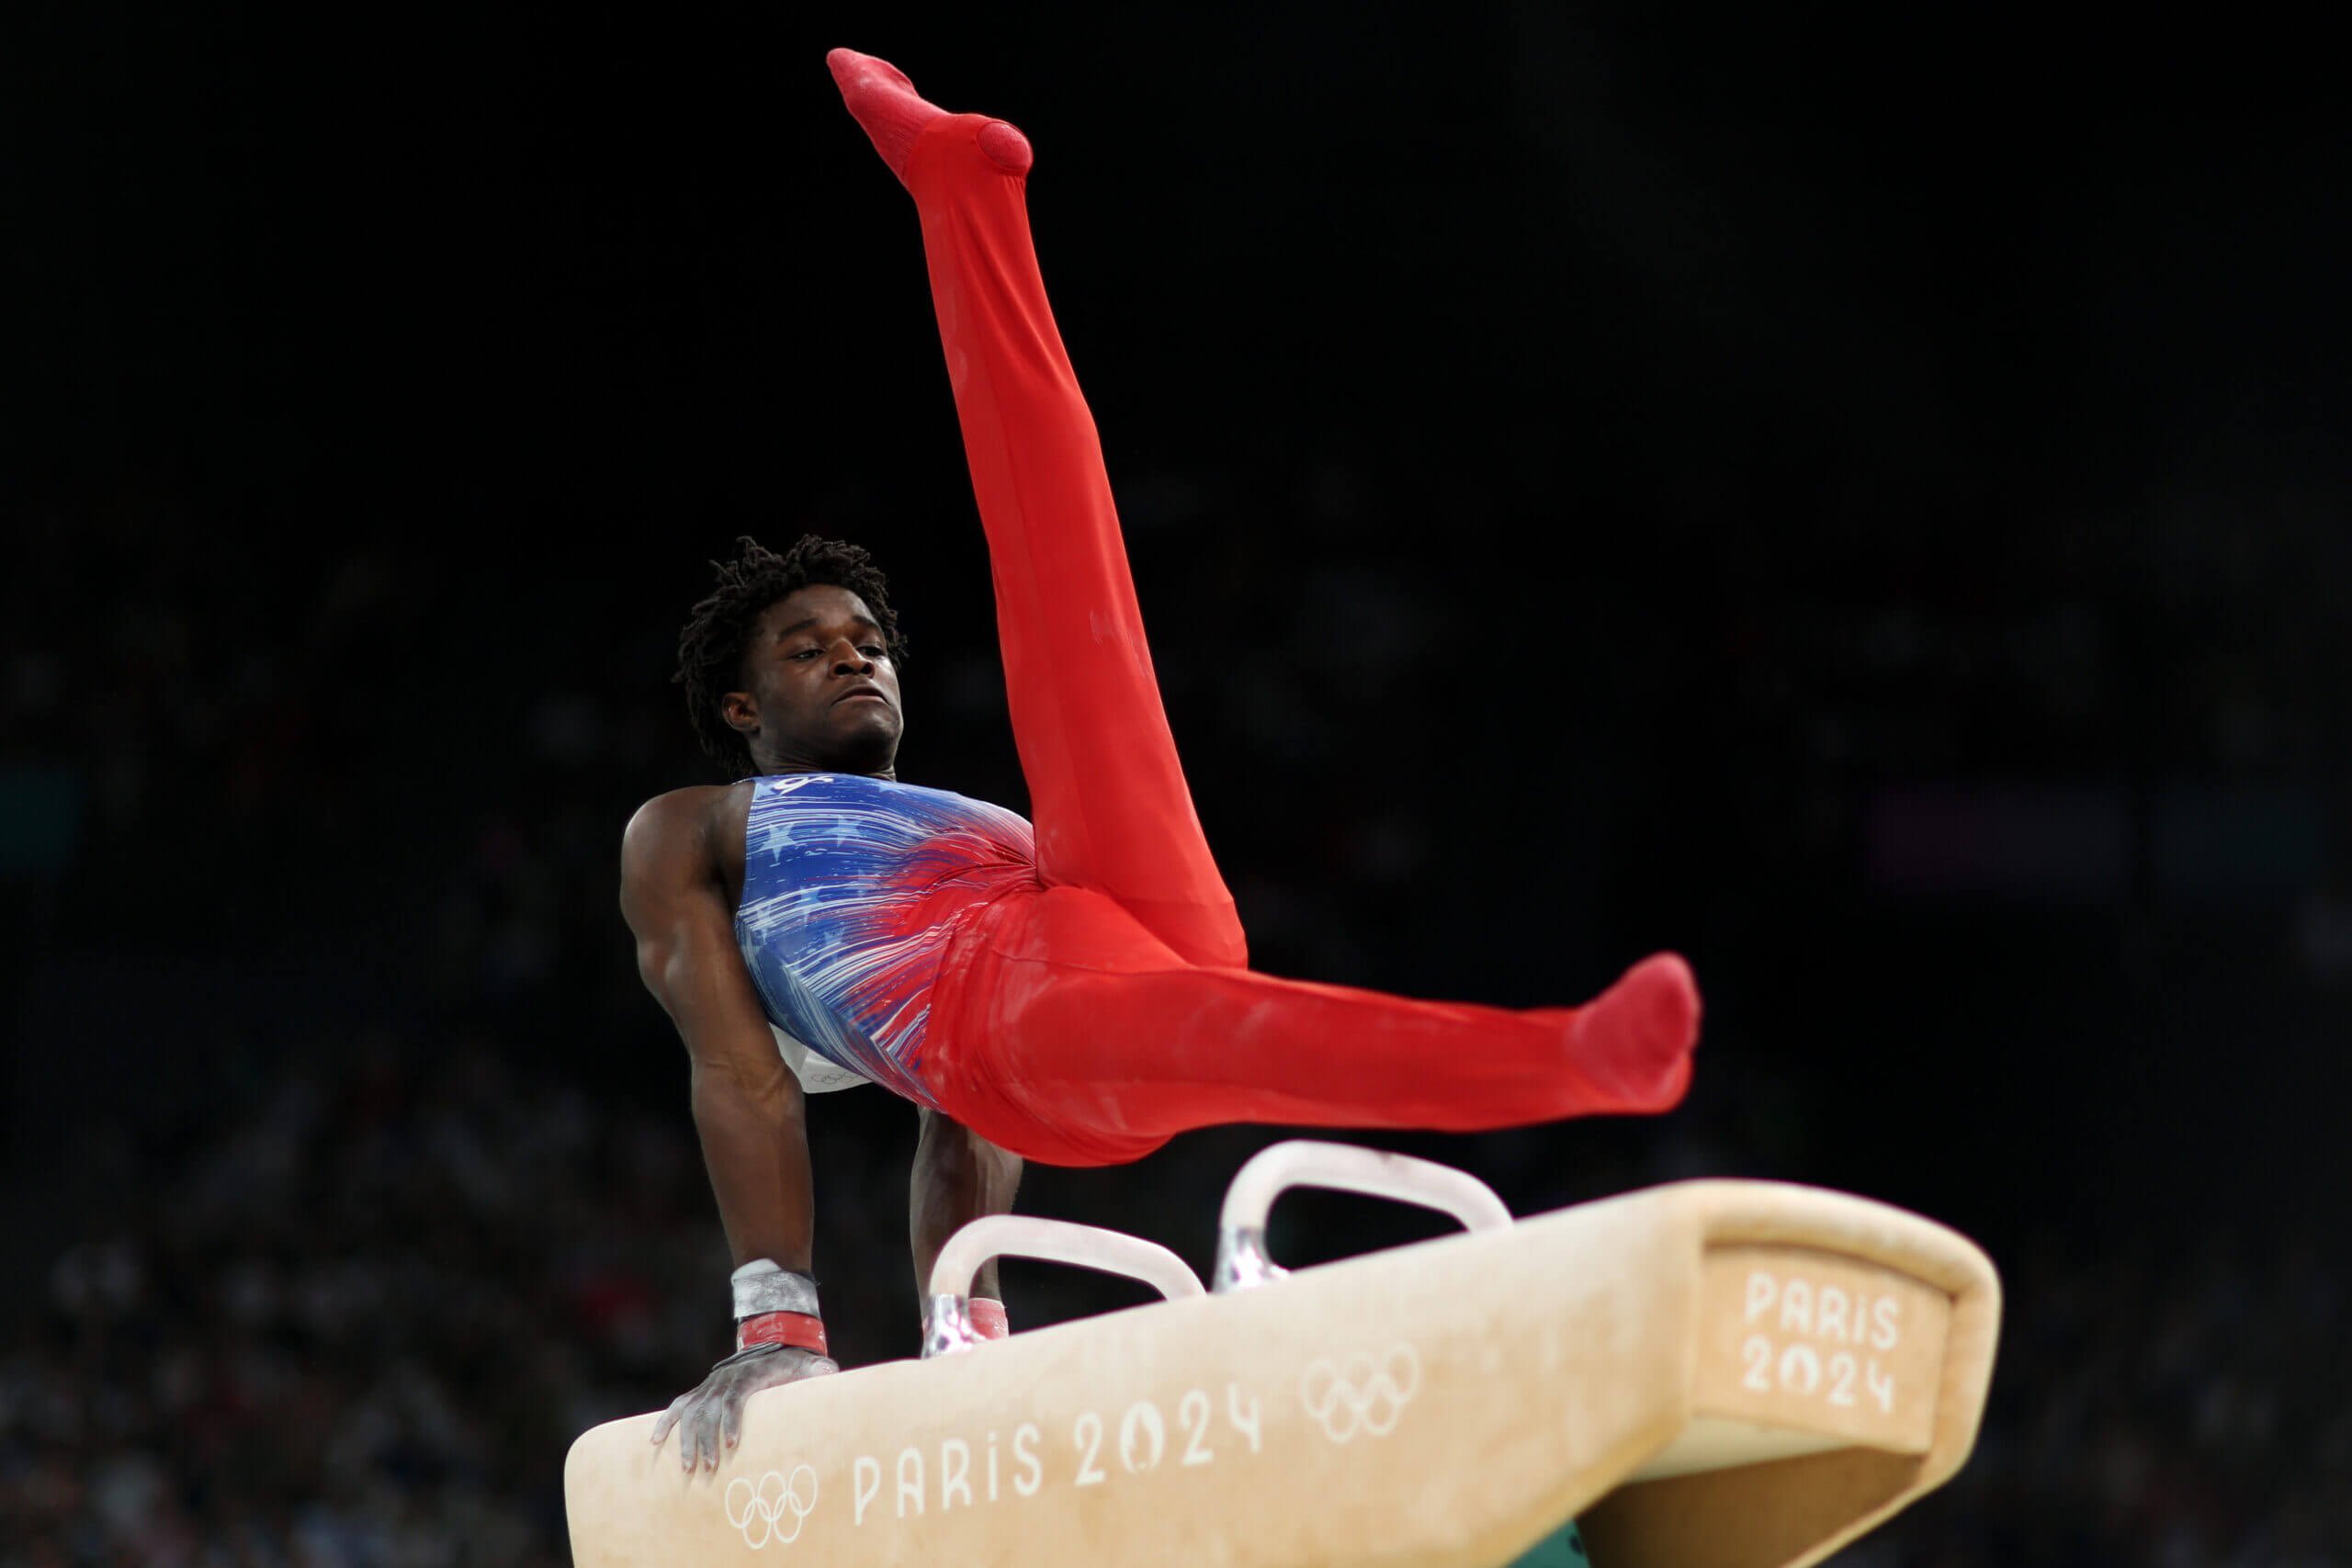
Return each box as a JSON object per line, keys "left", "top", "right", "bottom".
{"left": 566, "top": 1150, "right": 2000, "bottom": 1568}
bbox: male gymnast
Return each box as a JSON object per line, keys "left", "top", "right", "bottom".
{"left": 621, "top": 50, "right": 1702, "bottom": 1472}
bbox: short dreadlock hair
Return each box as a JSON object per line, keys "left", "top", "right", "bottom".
{"left": 673, "top": 534, "right": 906, "bottom": 776}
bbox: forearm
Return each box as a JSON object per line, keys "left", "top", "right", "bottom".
{"left": 690, "top": 1059, "right": 816, "bottom": 1274}
{"left": 656, "top": 1068, "right": 834, "bottom": 1473}
{"left": 910, "top": 1108, "right": 1022, "bottom": 1302}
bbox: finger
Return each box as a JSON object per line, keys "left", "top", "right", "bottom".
{"left": 694, "top": 1405, "right": 722, "bottom": 1472}
{"left": 722, "top": 1393, "right": 742, "bottom": 1450}
{"left": 650, "top": 1400, "right": 684, "bottom": 1446}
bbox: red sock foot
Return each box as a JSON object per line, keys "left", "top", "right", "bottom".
{"left": 826, "top": 48, "right": 1032, "bottom": 186}
{"left": 1560, "top": 953, "right": 1701, "bottom": 1111}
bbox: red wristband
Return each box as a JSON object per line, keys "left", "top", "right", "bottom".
{"left": 968, "top": 1298, "right": 1009, "bottom": 1341}
{"left": 737, "top": 1310, "right": 829, "bottom": 1356}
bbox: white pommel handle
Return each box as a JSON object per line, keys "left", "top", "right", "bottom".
{"left": 1213, "top": 1139, "right": 1514, "bottom": 1293}
{"left": 922, "top": 1215, "right": 1204, "bottom": 1359}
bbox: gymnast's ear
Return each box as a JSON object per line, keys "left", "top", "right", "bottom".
{"left": 720, "top": 690, "right": 761, "bottom": 738}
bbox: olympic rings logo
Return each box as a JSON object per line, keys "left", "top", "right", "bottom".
{"left": 1298, "top": 1344, "right": 1420, "bottom": 1443}
{"left": 722, "top": 1465, "right": 819, "bottom": 1549}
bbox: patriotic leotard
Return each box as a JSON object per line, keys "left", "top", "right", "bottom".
{"left": 734, "top": 772, "right": 1035, "bottom": 1107}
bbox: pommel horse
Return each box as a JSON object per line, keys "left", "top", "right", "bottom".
{"left": 567, "top": 1143, "right": 2000, "bottom": 1566}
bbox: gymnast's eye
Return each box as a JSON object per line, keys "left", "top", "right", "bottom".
{"left": 860, "top": 645, "right": 887, "bottom": 659}
{"left": 790, "top": 648, "right": 821, "bottom": 660}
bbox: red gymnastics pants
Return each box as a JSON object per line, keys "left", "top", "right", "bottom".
{"left": 842, "top": 65, "right": 1700, "bottom": 1168}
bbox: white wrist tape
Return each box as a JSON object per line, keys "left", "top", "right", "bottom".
{"left": 730, "top": 1258, "right": 820, "bottom": 1319}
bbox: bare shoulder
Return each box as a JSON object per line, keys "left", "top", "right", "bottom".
{"left": 618, "top": 783, "right": 762, "bottom": 994}
{"left": 621, "top": 783, "right": 752, "bottom": 886}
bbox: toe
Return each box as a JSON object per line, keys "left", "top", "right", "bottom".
{"left": 828, "top": 49, "right": 917, "bottom": 97}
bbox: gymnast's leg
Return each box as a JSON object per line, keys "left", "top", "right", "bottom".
{"left": 929, "top": 886, "right": 1697, "bottom": 1162}
{"left": 828, "top": 55, "right": 1699, "bottom": 1165}
{"left": 831, "top": 50, "right": 1245, "bottom": 973}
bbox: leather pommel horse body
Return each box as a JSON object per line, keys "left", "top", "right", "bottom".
{"left": 566, "top": 1147, "right": 2000, "bottom": 1568}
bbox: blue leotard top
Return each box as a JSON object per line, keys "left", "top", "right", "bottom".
{"left": 734, "top": 773, "right": 1036, "bottom": 1107}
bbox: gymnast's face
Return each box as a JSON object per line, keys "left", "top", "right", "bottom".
{"left": 723, "top": 585, "right": 904, "bottom": 777}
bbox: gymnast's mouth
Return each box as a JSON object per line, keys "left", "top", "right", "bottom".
{"left": 833, "top": 686, "right": 890, "bottom": 706}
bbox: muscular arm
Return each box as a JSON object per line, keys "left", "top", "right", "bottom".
{"left": 621, "top": 791, "right": 814, "bottom": 1274}
{"left": 910, "top": 1108, "right": 1022, "bottom": 1306}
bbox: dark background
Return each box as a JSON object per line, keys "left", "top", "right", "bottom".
{"left": 5, "top": 4, "right": 2348, "bottom": 1563}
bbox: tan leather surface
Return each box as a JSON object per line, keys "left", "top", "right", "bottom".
{"left": 566, "top": 1179, "right": 1999, "bottom": 1567}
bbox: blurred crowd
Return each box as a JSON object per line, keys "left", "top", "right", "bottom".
{"left": 0, "top": 1040, "right": 1009, "bottom": 1567}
